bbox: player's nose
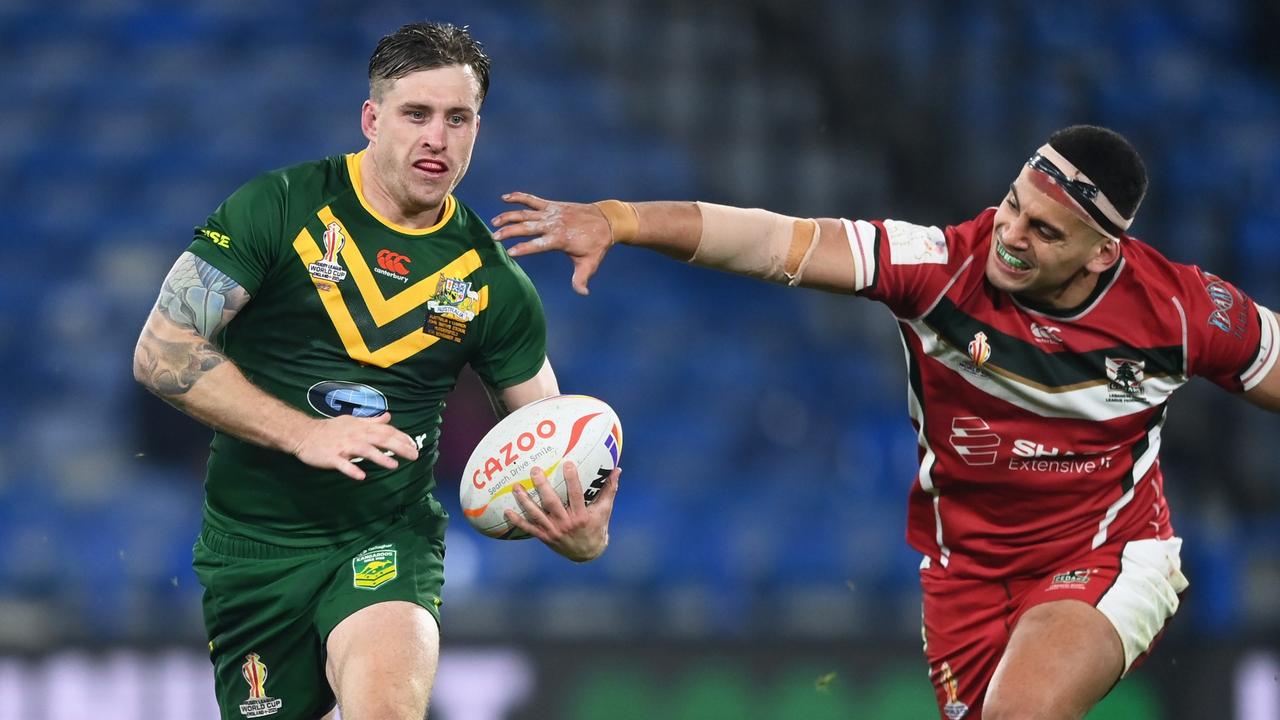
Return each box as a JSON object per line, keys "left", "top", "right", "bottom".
{"left": 421, "top": 119, "right": 447, "bottom": 150}
{"left": 1003, "top": 218, "right": 1032, "bottom": 248}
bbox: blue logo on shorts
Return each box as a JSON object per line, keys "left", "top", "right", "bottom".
{"left": 307, "top": 381, "right": 388, "bottom": 418}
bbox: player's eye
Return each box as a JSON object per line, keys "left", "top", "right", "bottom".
{"left": 409, "top": 110, "right": 425, "bottom": 121}
{"left": 1035, "top": 224, "right": 1062, "bottom": 242}
{"left": 448, "top": 114, "right": 465, "bottom": 125}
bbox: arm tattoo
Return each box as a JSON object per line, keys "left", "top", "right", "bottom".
{"left": 138, "top": 252, "right": 252, "bottom": 396}
{"left": 135, "top": 325, "right": 228, "bottom": 396}
{"left": 157, "top": 253, "right": 249, "bottom": 339}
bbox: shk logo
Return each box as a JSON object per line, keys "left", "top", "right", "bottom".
{"left": 376, "top": 249, "right": 412, "bottom": 277}
{"left": 948, "top": 417, "right": 1000, "bottom": 466}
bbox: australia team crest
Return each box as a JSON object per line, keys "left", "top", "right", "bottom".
{"left": 352, "top": 544, "right": 398, "bottom": 590}
{"left": 424, "top": 276, "right": 480, "bottom": 343}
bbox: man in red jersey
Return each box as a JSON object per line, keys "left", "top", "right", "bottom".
{"left": 488, "top": 125, "right": 1280, "bottom": 719}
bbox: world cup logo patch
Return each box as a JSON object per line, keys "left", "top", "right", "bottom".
{"left": 308, "top": 222, "right": 349, "bottom": 283}
{"left": 967, "top": 332, "right": 992, "bottom": 369}
{"left": 239, "top": 653, "right": 284, "bottom": 717}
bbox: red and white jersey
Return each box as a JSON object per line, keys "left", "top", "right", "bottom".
{"left": 844, "top": 208, "right": 1278, "bottom": 580}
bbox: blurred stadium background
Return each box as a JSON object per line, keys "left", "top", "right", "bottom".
{"left": 2, "top": 0, "right": 1279, "bottom": 717}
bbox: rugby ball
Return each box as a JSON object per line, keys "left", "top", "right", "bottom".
{"left": 460, "top": 394, "right": 622, "bottom": 539}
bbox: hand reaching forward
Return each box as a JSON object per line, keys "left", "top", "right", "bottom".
{"left": 291, "top": 412, "right": 420, "bottom": 481}
{"left": 505, "top": 461, "right": 622, "bottom": 562}
{"left": 491, "top": 192, "right": 615, "bottom": 295}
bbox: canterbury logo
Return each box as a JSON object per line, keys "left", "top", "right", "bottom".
{"left": 376, "top": 249, "right": 411, "bottom": 276}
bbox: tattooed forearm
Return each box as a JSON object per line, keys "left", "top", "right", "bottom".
{"left": 135, "top": 323, "right": 228, "bottom": 396}
{"left": 156, "top": 252, "right": 249, "bottom": 339}
{"left": 135, "top": 252, "right": 252, "bottom": 396}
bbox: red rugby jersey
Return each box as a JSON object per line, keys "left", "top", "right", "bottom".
{"left": 843, "top": 208, "right": 1278, "bottom": 579}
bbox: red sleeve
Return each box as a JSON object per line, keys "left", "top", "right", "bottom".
{"left": 1181, "top": 267, "right": 1278, "bottom": 392}
{"left": 852, "top": 208, "right": 994, "bottom": 319}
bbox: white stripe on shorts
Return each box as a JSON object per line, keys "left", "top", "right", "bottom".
{"left": 1096, "top": 537, "right": 1189, "bottom": 675}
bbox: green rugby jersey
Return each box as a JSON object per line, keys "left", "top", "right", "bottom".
{"left": 186, "top": 151, "right": 547, "bottom": 546}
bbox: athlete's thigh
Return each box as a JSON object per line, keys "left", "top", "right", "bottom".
{"left": 193, "top": 533, "right": 337, "bottom": 720}
{"left": 984, "top": 538, "right": 1187, "bottom": 719}
{"left": 983, "top": 599, "right": 1122, "bottom": 720}
{"left": 325, "top": 600, "right": 441, "bottom": 720}
{"left": 920, "top": 560, "right": 1017, "bottom": 720}
{"left": 316, "top": 502, "right": 447, "bottom": 719}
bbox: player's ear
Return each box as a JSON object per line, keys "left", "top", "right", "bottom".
{"left": 1085, "top": 236, "right": 1121, "bottom": 274}
{"left": 361, "top": 99, "right": 378, "bottom": 143}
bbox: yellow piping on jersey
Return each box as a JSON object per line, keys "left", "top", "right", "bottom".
{"left": 346, "top": 151, "right": 457, "bottom": 235}
{"left": 292, "top": 227, "right": 490, "bottom": 368}
{"left": 318, "top": 206, "right": 482, "bottom": 327}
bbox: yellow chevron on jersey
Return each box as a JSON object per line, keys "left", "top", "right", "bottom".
{"left": 291, "top": 225, "right": 490, "bottom": 368}
{"left": 316, "top": 205, "right": 480, "bottom": 327}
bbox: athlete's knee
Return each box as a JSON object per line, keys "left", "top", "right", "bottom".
{"left": 982, "top": 695, "right": 1086, "bottom": 720}
{"left": 338, "top": 692, "right": 430, "bottom": 720}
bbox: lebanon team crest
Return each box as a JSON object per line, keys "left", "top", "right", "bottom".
{"left": 353, "top": 544, "right": 398, "bottom": 590}
{"left": 1105, "top": 357, "right": 1145, "bottom": 403}
{"left": 239, "top": 653, "right": 284, "bottom": 718}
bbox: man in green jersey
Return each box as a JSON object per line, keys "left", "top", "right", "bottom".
{"left": 133, "top": 22, "right": 619, "bottom": 720}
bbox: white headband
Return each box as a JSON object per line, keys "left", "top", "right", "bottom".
{"left": 1028, "top": 143, "right": 1132, "bottom": 240}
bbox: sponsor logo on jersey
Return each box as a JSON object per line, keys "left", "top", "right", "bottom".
{"left": 948, "top": 417, "right": 1000, "bottom": 466}
{"left": 353, "top": 544, "right": 398, "bottom": 590}
{"left": 937, "top": 662, "right": 969, "bottom": 719}
{"left": 1008, "top": 439, "right": 1113, "bottom": 473}
{"left": 239, "top": 653, "right": 283, "bottom": 718}
{"left": 1049, "top": 568, "right": 1096, "bottom": 589}
{"left": 375, "top": 249, "right": 412, "bottom": 282}
{"left": 1203, "top": 278, "right": 1250, "bottom": 339}
{"left": 198, "top": 227, "right": 232, "bottom": 249}
{"left": 308, "top": 222, "right": 349, "bottom": 282}
{"left": 424, "top": 276, "right": 481, "bottom": 343}
{"left": 1030, "top": 321, "right": 1063, "bottom": 345}
{"left": 307, "top": 381, "right": 388, "bottom": 418}
{"left": 1105, "top": 357, "right": 1146, "bottom": 403}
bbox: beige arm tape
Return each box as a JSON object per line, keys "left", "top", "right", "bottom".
{"left": 692, "top": 202, "right": 820, "bottom": 286}
{"left": 593, "top": 200, "right": 640, "bottom": 244}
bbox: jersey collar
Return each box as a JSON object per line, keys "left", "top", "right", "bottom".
{"left": 346, "top": 150, "right": 457, "bottom": 236}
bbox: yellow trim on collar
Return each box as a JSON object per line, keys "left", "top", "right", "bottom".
{"left": 346, "top": 150, "right": 457, "bottom": 236}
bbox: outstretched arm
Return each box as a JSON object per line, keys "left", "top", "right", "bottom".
{"left": 1244, "top": 310, "right": 1280, "bottom": 412}
{"left": 133, "top": 251, "right": 419, "bottom": 480}
{"left": 491, "top": 193, "right": 860, "bottom": 295}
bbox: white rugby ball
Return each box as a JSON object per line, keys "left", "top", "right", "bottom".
{"left": 460, "top": 394, "right": 622, "bottom": 539}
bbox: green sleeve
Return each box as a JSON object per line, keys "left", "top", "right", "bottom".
{"left": 471, "top": 262, "right": 549, "bottom": 389}
{"left": 186, "top": 172, "right": 288, "bottom": 295}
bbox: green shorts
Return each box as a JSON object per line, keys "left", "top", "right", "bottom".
{"left": 192, "top": 497, "right": 447, "bottom": 720}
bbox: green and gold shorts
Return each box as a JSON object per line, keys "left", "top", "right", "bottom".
{"left": 192, "top": 497, "right": 447, "bottom": 720}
